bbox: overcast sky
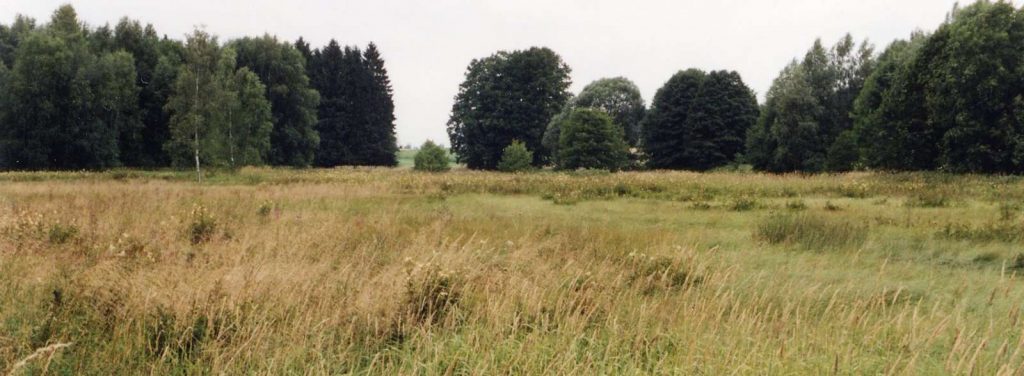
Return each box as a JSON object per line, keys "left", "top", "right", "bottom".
{"left": 3, "top": 0, "right": 968, "bottom": 146}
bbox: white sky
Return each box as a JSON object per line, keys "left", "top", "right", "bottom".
{"left": 2, "top": 0, "right": 969, "bottom": 147}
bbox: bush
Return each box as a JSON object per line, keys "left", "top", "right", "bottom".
{"left": 48, "top": 223, "right": 79, "bottom": 245}
{"left": 728, "top": 197, "right": 759, "bottom": 212}
{"left": 557, "top": 108, "right": 629, "bottom": 171}
{"left": 413, "top": 141, "right": 451, "bottom": 172}
{"left": 497, "top": 140, "right": 534, "bottom": 173}
{"left": 187, "top": 205, "right": 218, "bottom": 245}
{"left": 755, "top": 213, "right": 869, "bottom": 250}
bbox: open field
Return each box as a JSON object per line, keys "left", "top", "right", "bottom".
{"left": 2, "top": 169, "right": 1024, "bottom": 374}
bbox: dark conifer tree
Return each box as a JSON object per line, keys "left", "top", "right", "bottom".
{"left": 309, "top": 41, "right": 397, "bottom": 166}
{"left": 361, "top": 43, "right": 398, "bottom": 166}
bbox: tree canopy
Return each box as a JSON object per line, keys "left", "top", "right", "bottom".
{"left": 543, "top": 77, "right": 645, "bottom": 157}
{"left": 557, "top": 108, "right": 629, "bottom": 171}
{"left": 746, "top": 35, "right": 874, "bottom": 172}
{"left": 643, "top": 69, "right": 758, "bottom": 170}
{"left": 230, "top": 35, "right": 320, "bottom": 167}
{"left": 852, "top": 1, "right": 1024, "bottom": 173}
{"left": 447, "top": 47, "right": 572, "bottom": 170}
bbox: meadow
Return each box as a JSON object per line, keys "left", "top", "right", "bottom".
{"left": 2, "top": 168, "right": 1024, "bottom": 374}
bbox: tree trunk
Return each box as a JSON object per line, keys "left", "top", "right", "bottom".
{"left": 194, "top": 73, "right": 202, "bottom": 184}
{"left": 228, "top": 107, "right": 235, "bottom": 169}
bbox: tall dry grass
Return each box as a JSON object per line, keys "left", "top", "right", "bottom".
{"left": 1, "top": 169, "right": 1023, "bottom": 374}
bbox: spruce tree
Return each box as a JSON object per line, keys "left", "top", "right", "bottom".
{"left": 362, "top": 43, "right": 398, "bottom": 166}
{"left": 309, "top": 41, "right": 398, "bottom": 167}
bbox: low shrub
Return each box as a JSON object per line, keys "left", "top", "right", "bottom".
{"left": 47, "top": 223, "right": 79, "bottom": 245}
{"left": 755, "top": 213, "right": 869, "bottom": 250}
{"left": 257, "top": 200, "right": 277, "bottom": 218}
{"left": 187, "top": 205, "right": 218, "bottom": 245}
{"left": 497, "top": 140, "right": 534, "bottom": 173}
{"left": 728, "top": 197, "right": 759, "bottom": 212}
{"left": 414, "top": 141, "right": 452, "bottom": 172}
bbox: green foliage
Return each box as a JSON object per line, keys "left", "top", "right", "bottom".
{"left": 852, "top": 2, "right": 1024, "bottom": 173}
{"left": 165, "top": 30, "right": 273, "bottom": 174}
{"left": 497, "top": 141, "right": 534, "bottom": 173}
{"left": 448, "top": 47, "right": 571, "bottom": 169}
{"left": 164, "top": 29, "right": 232, "bottom": 170}
{"left": 644, "top": 69, "right": 758, "bottom": 170}
{"left": 825, "top": 130, "right": 860, "bottom": 172}
{"left": 113, "top": 18, "right": 182, "bottom": 168}
{"left": 0, "top": 7, "right": 141, "bottom": 170}
{"left": 851, "top": 37, "right": 930, "bottom": 171}
{"left": 0, "top": 15, "right": 36, "bottom": 68}
{"left": 544, "top": 77, "right": 646, "bottom": 156}
{"left": 748, "top": 35, "right": 874, "bottom": 173}
{"left": 226, "top": 68, "right": 273, "bottom": 167}
{"left": 413, "top": 141, "right": 451, "bottom": 172}
{"left": 308, "top": 41, "right": 397, "bottom": 167}
{"left": 557, "top": 109, "right": 629, "bottom": 171}
{"left": 231, "top": 35, "right": 320, "bottom": 167}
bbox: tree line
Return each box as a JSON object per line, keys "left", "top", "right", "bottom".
{"left": 0, "top": 5, "right": 398, "bottom": 172}
{"left": 447, "top": 0, "right": 1024, "bottom": 174}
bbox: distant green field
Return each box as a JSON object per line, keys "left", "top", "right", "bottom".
{"left": 397, "top": 148, "right": 418, "bottom": 168}
{"left": 396, "top": 148, "right": 460, "bottom": 169}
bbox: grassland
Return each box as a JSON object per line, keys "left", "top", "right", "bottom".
{"left": 2, "top": 168, "right": 1024, "bottom": 374}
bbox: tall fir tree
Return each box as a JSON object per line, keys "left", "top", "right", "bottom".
{"left": 361, "top": 43, "right": 398, "bottom": 166}
{"left": 309, "top": 41, "right": 397, "bottom": 166}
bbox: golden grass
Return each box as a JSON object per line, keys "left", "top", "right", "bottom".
{"left": 1, "top": 168, "right": 1024, "bottom": 374}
